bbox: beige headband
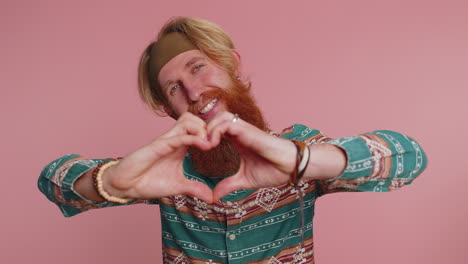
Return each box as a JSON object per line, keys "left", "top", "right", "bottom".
{"left": 149, "top": 32, "right": 199, "bottom": 86}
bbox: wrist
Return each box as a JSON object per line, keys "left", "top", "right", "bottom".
{"left": 93, "top": 160, "right": 132, "bottom": 204}
{"left": 101, "top": 165, "right": 130, "bottom": 199}
{"left": 289, "top": 140, "right": 310, "bottom": 187}
{"left": 304, "top": 143, "right": 347, "bottom": 180}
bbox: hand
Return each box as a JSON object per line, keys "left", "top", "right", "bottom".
{"left": 102, "top": 113, "right": 214, "bottom": 203}
{"left": 206, "top": 112, "right": 297, "bottom": 201}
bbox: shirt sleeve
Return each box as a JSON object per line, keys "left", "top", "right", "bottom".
{"left": 316, "top": 129, "right": 428, "bottom": 196}
{"left": 37, "top": 154, "right": 158, "bottom": 218}
{"left": 279, "top": 124, "right": 428, "bottom": 197}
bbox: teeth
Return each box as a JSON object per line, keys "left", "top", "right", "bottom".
{"left": 199, "top": 98, "right": 218, "bottom": 114}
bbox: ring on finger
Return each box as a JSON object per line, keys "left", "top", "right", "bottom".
{"left": 231, "top": 113, "right": 240, "bottom": 123}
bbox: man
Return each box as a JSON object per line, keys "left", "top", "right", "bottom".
{"left": 38, "top": 17, "right": 427, "bottom": 264}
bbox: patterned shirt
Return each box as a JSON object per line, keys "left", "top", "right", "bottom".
{"left": 38, "top": 124, "right": 427, "bottom": 264}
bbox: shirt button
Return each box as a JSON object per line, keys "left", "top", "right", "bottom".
{"left": 229, "top": 234, "right": 236, "bottom": 240}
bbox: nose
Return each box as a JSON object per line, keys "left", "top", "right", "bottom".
{"left": 183, "top": 77, "right": 205, "bottom": 103}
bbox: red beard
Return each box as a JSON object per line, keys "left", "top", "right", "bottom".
{"left": 188, "top": 79, "right": 269, "bottom": 178}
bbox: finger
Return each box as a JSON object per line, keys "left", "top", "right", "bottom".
{"left": 162, "top": 114, "right": 207, "bottom": 139}
{"left": 177, "top": 119, "right": 207, "bottom": 139}
{"left": 162, "top": 134, "right": 212, "bottom": 153}
{"left": 210, "top": 118, "right": 292, "bottom": 164}
{"left": 208, "top": 118, "right": 247, "bottom": 148}
{"left": 141, "top": 134, "right": 210, "bottom": 164}
{"left": 177, "top": 112, "right": 207, "bottom": 130}
{"left": 181, "top": 179, "right": 214, "bottom": 203}
{"left": 125, "top": 134, "right": 211, "bottom": 174}
{"left": 206, "top": 111, "right": 234, "bottom": 132}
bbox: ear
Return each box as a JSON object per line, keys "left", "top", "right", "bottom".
{"left": 231, "top": 49, "right": 242, "bottom": 76}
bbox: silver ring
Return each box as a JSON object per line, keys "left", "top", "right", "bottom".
{"left": 231, "top": 114, "right": 240, "bottom": 123}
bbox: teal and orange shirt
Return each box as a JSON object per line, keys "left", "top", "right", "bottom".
{"left": 38, "top": 124, "right": 427, "bottom": 264}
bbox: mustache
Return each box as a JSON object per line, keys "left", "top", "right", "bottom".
{"left": 188, "top": 88, "right": 226, "bottom": 115}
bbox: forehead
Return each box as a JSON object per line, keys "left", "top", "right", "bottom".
{"left": 157, "top": 50, "right": 205, "bottom": 85}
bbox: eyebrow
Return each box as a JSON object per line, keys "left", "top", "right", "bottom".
{"left": 185, "top": 56, "right": 205, "bottom": 70}
{"left": 162, "top": 56, "right": 205, "bottom": 91}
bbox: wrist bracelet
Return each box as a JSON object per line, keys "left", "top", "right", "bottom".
{"left": 92, "top": 159, "right": 132, "bottom": 204}
{"left": 289, "top": 140, "right": 310, "bottom": 187}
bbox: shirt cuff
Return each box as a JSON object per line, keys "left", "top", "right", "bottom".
{"left": 325, "top": 136, "right": 373, "bottom": 180}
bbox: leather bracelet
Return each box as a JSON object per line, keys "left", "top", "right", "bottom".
{"left": 289, "top": 140, "right": 310, "bottom": 187}
{"left": 92, "top": 159, "right": 132, "bottom": 204}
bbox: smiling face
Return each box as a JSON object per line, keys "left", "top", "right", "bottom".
{"left": 158, "top": 50, "right": 235, "bottom": 121}
{"left": 157, "top": 49, "right": 269, "bottom": 177}
{"left": 138, "top": 17, "right": 270, "bottom": 177}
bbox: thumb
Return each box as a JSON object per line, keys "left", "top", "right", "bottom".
{"left": 212, "top": 174, "right": 249, "bottom": 202}
{"left": 181, "top": 179, "right": 215, "bottom": 203}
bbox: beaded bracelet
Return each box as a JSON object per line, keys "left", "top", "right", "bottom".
{"left": 92, "top": 159, "right": 132, "bottom": 204}
{"left": 289, "top": 140, "right": 310, "bottom": 187}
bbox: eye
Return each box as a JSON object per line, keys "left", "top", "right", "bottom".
{"left": 193, "top": 64, "right": 204, "bottom": 73}
{"left": 169, "top": 83, "right": 180, "bottom": 96}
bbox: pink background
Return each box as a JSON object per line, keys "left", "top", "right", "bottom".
{"left": 1, "top": 0, "right": 467, "bottom": 263}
